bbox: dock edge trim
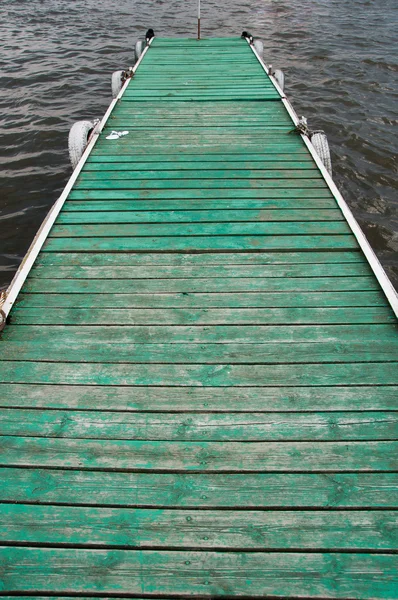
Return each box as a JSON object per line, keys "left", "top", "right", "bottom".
{"left": 247, "top": 38, "right": 398, "bottom": 318}
{"left": 2, "top": 38, "right": 155, "bottom": 318}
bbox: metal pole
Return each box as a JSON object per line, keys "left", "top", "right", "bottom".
{"left": 197, "top": 0, "right": 201, "bottom": 39}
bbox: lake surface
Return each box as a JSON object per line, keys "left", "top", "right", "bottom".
{"left": 1, "top": 0, "right": 397, "bottom": 290}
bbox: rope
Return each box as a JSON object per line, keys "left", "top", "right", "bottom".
{"left": 290, "top": 117, "right": 326, "bottom": 141}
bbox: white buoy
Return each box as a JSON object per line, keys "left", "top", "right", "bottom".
{"left": 68, "top": 120, "right": 98, "bottom": 169}
{"left": 311, "top": 131, "right": 332, "bottom": 176}
{"left": 253, "top": 40, "right": 263, "bottom": 58}
{"left": 111, "top": 70, "right": 124, "bottom": 98}
{"left": 274, "top": 69, "right": 285, "bottom": 92}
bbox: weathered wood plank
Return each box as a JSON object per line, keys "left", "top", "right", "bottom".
{"left": 29, "top": 262, "right": 369, "bottom": 279}
{"left": 105, "top": 123, "right": 293, "bottom": 130}
{"left": 121, "top": 92, "right": 281, "bottom": 100}
{"left": 73, "top": 178, "right": 328, "bottom": 191}
{"left": 49, "top": 222, "right": 350, "bottom": 238}
{"left": 42, "top": 234, "right": 358, "bottom": 252}
{"left": 57, "top": 208, "right": 344, "bottom": 224}
{"left": 87, "top": 153, "right": 310, "bottom": 163}
{"left": 7, "top": 324, "right": 396, "bottom": 344}
{"left": 67, "top": 188, "right": 332, "bottom": 200}
{"left": 64, "top": 199, "right": 338, "bottom": 211}
{"left": 1, "top": 409, "right": 396, "bottom": 441}
{"left": 1, "top": 384, "right": 395, "bottom": 412}
{"left": 90, "top": 144, "right": 308, "bottom": 156}
{"left": 2, "top": 467, "right": 397, "bottom": 508}
{"left": 0, "top": 436, "right": 396, "bottom": 471}
{"left": 1, "top": 361, "right": 397, "bottom": 387}
{"left": 24, "top": 276, "right": 380, "bottom": 294}
{"left": 4, "top": 340, "right": 398, "bottom": 365}
{"left": 80, "top": 167, "right": 322, "bottom": 180}
{"left": 0, "top": 547, "right": 396, "bottom": 598}
{"left": 33, "top": 250, "right": 365, "bottom": 267}
{"left": 2, "top": 505, "right": 396, "bottom": 550}
{"left": 11, "top": 306, "right": 394, "bottom": 326}
{"left": 16, "top": 291, "right": 388, "bottom": 309}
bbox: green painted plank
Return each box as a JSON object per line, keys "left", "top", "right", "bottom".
{"left": 42, "top": 235, "right": 358, "bottom": 252}
{"left": 1, "top": 361, "right": 397, "bottom": 386}
{"left": 111, "top": 105, "right": 289, "bottom": 114}
{"left": 95, "top": 134, "right": 304, "bottom": 143}
{"left": 2, "top": 505, "right": 396, "bottom": 550}
{"left": 0, "top": 384, "right": 396, "bottom": 412}
{"left": 2, "top": 467, "right": 397, "bottom": 508}
{"left": 64, "top": 199, "right": 337, "bottom": 211}
{"left": 5, "top": 340, "right": 397, "bottom": 365}
{"left": 120, "top": 94, "right": 281, "bottom": 101}
{"left": 108, "top": 122, "right": 293, "bottom": 128}
{"left": 1, "top": 409, "right": 396, "bottom": 441}
{"left": 109, "top": 107, "right": 291, "bottom": 115}
{"left": 90, "top": 146, "right": 310, "bottom": 156}
{"left": 87, "top": 153, "right": 310, "bottom": 162}
{"left": 90, "top": 147, "right": 308, "bottom": 157}
{"left": 0, "top": 547, "right": 396, "bottom": 598}
{"left": 73, "top": 179, "right": 329, "bottom": 190}
{"left": 0, "top": 436, "right": 396, "bottom": 471}
{"left": 132, "top": 72, "right": 273, "bottom": 78}
{"left": 108, "top": 115, "right": 292, "bottom": 124}
{"left": 124, "top": 85, "right": 279, "bottom": 92}
{"left": 56, "top": 209, "right": 344, "bottom": 224}
{"left": 110, "top": 103, "right": 291, "bottom": 113}
{"left": 13, "top": 307, "right": 394, "bottom": 327}
{"left": 67, "top": 188, "right": 333, "bottom": 200}
{"left": 7, "top": 324, "right": 396, "bottom": 344}
{"left": 29, "top": 263, "right": 369, "bottom": 279}
{"left": 15, "top": 291, "right": 388, "bottom": 309}
{"left": 22, "top": 276, "right": 380, "bottom": 295}
{"left": 84, "top": 161, "right": 314, "bottom": 171}
{"left": 34, "top": 250, "right": 365, "bottom": 266}
{"left": 49, "top": 222, "right": 350, "bottom": 237}
{"left": 77, "top": 169, "right": 323, "bottom": 181}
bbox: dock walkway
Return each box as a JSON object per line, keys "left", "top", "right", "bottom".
{"left": 0, "top": 36, "right": 397, "bottom": 598}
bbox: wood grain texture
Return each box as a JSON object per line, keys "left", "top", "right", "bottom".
{"left": 56, "top": 208, "right": 344, "bottom": 224}
{"left": 0, "top": 436, "right": 396, "bottom": 471}
{"left": 15, "top": 291, "right": 388, "bottom": 309}
{"left": 10, "top": 306, "right": 395, "bottom": 325}
{"left": 0, "top": 547, "right": 396, "bottom": 598}
{"left": 2, "top": 505, "right": 396, "bottom": 550}
{"left": 33, "top": 250, "right": 365, "bottom": 266}
{"left": 4, "top": 339, "right": 398, "bottom": 364}
{"left": 29, "top": 262, "right": 370, "bottom": 279}
{"left": 2, "top": 468, "right": 397, "bottom": 508}
{"left": 1, "top": 360, "right": 397, "bottom": 387}
{"left": 1, "top": 409, "right": 396, "bottom": 441}
{"left": 22, "top": 276, "right": 381, "bottom": 295}
{"left": 42, "top": 234, "right": 359, "bottom": 252}
{"left": 1, "top": 383, "right": 396, "bottom": 412}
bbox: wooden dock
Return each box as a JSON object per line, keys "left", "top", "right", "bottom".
{"left": 0, "top": 36, "right": 397, "bottom": 598}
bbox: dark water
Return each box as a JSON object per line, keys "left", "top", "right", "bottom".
{"left": 1, "top": 0, "right": 397, "bottom": 291}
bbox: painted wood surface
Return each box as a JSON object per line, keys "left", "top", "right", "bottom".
{"left": 0, "top": 36, "right": 397, "bottom": 599}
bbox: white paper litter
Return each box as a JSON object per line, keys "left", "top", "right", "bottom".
{"left": 106, "top": 130, "right": 129, "bottom": 140}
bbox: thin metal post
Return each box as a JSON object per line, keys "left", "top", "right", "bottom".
{"left": 197, "top": 0, "right": 201, "bottom": 39}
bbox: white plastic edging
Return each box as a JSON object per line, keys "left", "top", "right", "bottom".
{"left": 246, "top": 37, "right": 398, "bottom": 317}
{"left": 3, "top": 38, "right": 154, "bottom": 318}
